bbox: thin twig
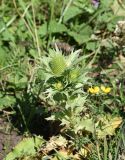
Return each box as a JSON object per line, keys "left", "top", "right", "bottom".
{"left": 0, "top": 16, "right": 17, "bottom": 33}
{"left": 22, "top": 3, "right": 31, "bottom": 18}
{"left": 87, "top": 44, "right": 101, "bottom": 68}
{"left": 58, "top": 0, "right": 73, "bottom": 23}
{"left": 0, "top": 64, "right": 17, "bottom": 71}
{"left": 13, "top": 0, "right": 35, "bottom": 40}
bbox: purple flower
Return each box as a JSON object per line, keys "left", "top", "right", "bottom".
{"left": 92, "top": 0, "right": 99, "bottom": 8}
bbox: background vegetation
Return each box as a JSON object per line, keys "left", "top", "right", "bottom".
{"left": 1, "top": 0, "right": 125, "bottom": 159}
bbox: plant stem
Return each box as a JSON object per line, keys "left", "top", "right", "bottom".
{"left": 87, "top": 44, "right": 101, "bottom": 68}
{"left": 13, "top": 0, "right": 34, "bottom": 39}
{"left": 47, "top": 0, "right": 55, "bottom": 49}
{"left": 0, "top": 15, "right": 17, "bottom": 33}
{"left": 17, "top": 104, "right": 29, "bottom": 133}
{"left": 32, "top": 4, "right": 41, "bottom": 57}
{"left": 104, "top": 136, "right": 108, "bottom": 160}
{"left": 96, "top": 141, "right": 102, "bottom": 160}
{"left": 58, "top": 0, "right": 73, "bottom": 24}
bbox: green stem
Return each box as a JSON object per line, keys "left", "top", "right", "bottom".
{"left": 104, "top": 136, "right": 108, "bottom": 160}
{"left": 58, "top": 0, "right": 73, "bottom": 24}
{"left": 87, "top": 44, "right": 101, "bottom": 69}
{"left": 17, "top": 104, "right": 29, "bottom": 133}
{"left": 0, "top": 15, "right": 17, "bottom": 33}
{"left": 96, "top": 141, "right": 102, "bottom": 160}
{"left": 47, "top": 0, "right": 55, "bottom": 49}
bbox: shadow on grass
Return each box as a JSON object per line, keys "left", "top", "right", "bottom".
{"left": 11, "top": 92, "right": 61, "bottom": 139}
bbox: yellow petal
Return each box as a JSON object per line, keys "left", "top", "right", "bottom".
{"left": 88, "top": 88, "right": 95, "bottom": 94}
{"left": 104, "top": 87, "right": 111, "bottom": 93}
{"left": 101, "top": 86, "right": 111, "bottom": 93}
{"left": 88, "top": 86, "right": 100, "bottom": 94}
{"left": 101, "top": 86, "right": 105, "bottom": 91}
{"left": 94, "top": 86, "right": 100, "bottom": 93}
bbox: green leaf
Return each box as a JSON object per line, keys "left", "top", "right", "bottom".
{"left": 74, "top": 118, "right": 94, "bottom": 133}
{"left": 68, "top": 31, "right": 89, "bottom": 44}
{"left": 101, "top": 0, "right": 114, "bottom": 8}
{"left": 69, "top": 68, "right": 80, "bottom": 82}
{"left": 0, "top": 94, "right": 16, "bottom": 110}
{"left": 96, "top": 115, "right": 122, "bottom": 139}
{"left": 2, "top": 30, "right": 15, "bottom": 41}
{"left": 53, "top": 92, "right": 67, "bottom": 102}
{"left": 68, "top": 25, "right": 92, "bottom": 44}
{"left": 0, "top": 47, "right": 7, "bottom": 67}
{"left": 4, "top": 136, "right": 44, "bottom": 160}
{"left": 66, "top": 49, "right": 80, "bottom": 67}
{"left": 66, "top": 95, "right": 86, "bottom": 110}
{"left": 48, "top": 20, "right": 67, "bottom": 33}
{"left": 8, "top": 75, "right": 28, "bottom": 89}
{"left": 39, "top": 20, "right": 67, "bottom": 37}
{"left": 86, "top": 41, "right": 98, "bottom": 51}
{"left": 63, "top": 6, "right": 83, "bottom": 22}
{"left": 38, "top": 22, "right": 48, "bottom": 37}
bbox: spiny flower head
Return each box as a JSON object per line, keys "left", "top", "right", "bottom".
{"left": 54, "top": 81, "right": 63, "bottom": 90}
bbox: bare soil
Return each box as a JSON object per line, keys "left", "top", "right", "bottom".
{"left": 0, "top": 115, "right": 22, "bottom": 160}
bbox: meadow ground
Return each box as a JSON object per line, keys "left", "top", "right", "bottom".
{"left": 1, "top": 0, "right": 125, "bottom": 160}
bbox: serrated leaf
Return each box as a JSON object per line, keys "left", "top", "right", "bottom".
{"left": 74, "top": 118, "right": 94, "bottom": 133}
{"left": 66, "top": 49, "right": 80, "bottom": 67}
{"left": 97, "top": 116, "right": 122, "bottom": 139}
{"left": 0, "top": 94, "right": 16, "bottom": 110}
{"left": 66, "top": 95, "right": 86, "bottom": 109}
{"left": 69, "top": 68, "right": 80, "bottom": 82}
{"left": 4, "top": 136, "right": 44, "bottom": 160}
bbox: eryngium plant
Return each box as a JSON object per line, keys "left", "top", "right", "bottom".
{"left": 37, "top": 47, "right": 92, "bottom": 135}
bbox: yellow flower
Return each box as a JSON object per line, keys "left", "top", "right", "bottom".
{"left": 101, "top": 86, "right": 111, "bottom": 94}
{"left": 88, "top": 86, "right": 100, "bottom": 94}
